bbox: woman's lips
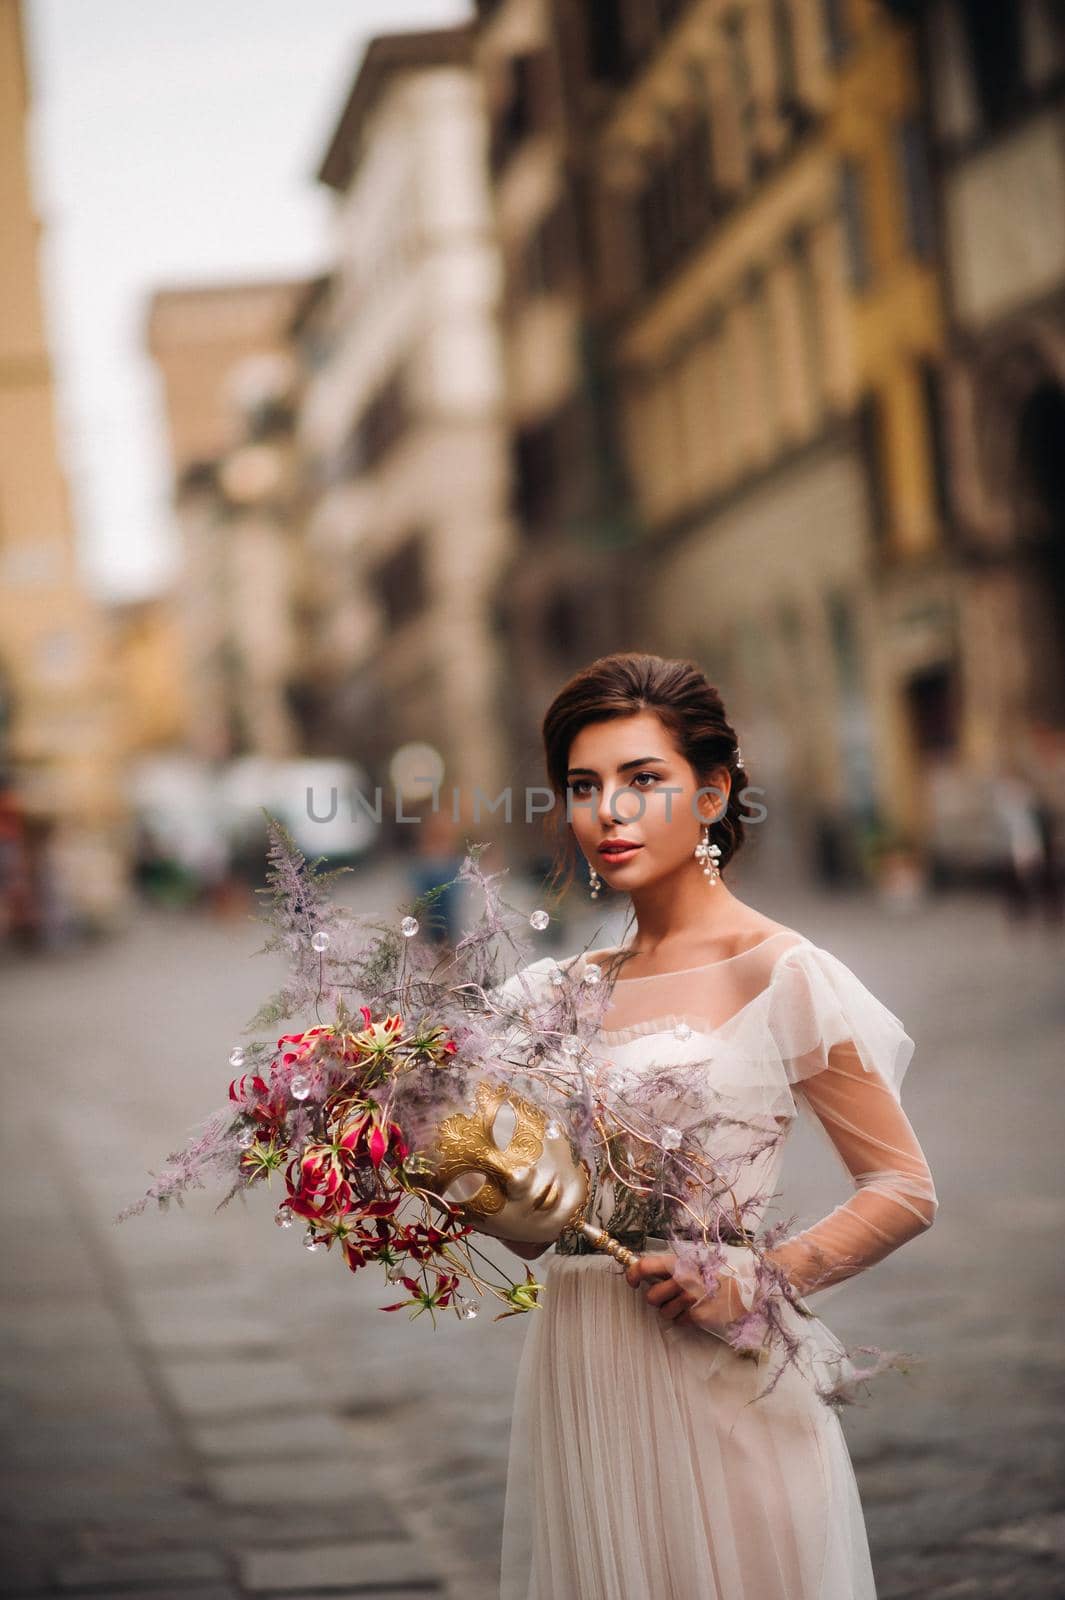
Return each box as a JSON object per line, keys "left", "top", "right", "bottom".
{"left": 598, "top": 844, "right": 642, "bottom": 863}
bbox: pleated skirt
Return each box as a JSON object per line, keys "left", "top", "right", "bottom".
{"left": 499, "top": 1242, "right": 876, "bottom": 1600}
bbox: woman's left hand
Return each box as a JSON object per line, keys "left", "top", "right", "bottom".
{"left": 624, "top": 1250, "right": 746, "bottom": 1334}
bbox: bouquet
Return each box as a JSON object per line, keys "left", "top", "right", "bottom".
{"left": 121, "top": 821, "right": 620, "bottom": 1325}
{"left": 121, "top": 821, "right": 906, "bottom": 1403}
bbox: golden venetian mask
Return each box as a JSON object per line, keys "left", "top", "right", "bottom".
{"left": 419, "top": 1078, "right": 590, "bottom": 1245}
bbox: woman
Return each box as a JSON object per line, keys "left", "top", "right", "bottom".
{"left": 494, "top": 652, "right": 937, "bottom": 1599}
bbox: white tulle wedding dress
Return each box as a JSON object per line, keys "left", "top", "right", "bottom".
{"left": 496, "top": 929, "right": 937, "bottom": 1600}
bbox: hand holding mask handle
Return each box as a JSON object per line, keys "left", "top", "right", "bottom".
{"left": 413, "top": 1077, "right": 647, "bottom": 1268}
{"left": 501, "top": 1222, "right": 642, "bottom": 1265}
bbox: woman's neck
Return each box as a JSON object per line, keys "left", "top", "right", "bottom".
{"left": 625, "top": 867, "right": 749, "bottom": 957}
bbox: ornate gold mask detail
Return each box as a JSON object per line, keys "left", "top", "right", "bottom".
{"left": 427, "top": 1078, "right": 548, "bottom": 1219}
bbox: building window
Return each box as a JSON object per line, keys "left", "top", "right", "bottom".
{"left": 726, "top": 14, "right": 757, "bottom": 155}
{"left": 840, "top": 159, "right": 871, "bottom": 290}
{"left": 543, "top": 588, "right": 582, "bottom": 656}
{"left": 920, "top": 360, "right": 951, "bottom": 522}
{"left": 584, "top": 0, "right": 696, "bottom": 86}
{"left": 822, "top": 0, "right": 850, "bottom": 64}
{"left": 857, "top": 392, "right": 890, "bottom": 543}
{"left": 636, "top": 110, "right": 715, "bottom": 288}
{"left": 344, "top": 369, "right": 408, "bottom": 476}
{"left": 513, "top": 412, "right": 571, "bottom": 528}
{"left": 751, "top": 273, "right": 778, "bottom": 437}
{"left": 791, "top": 231, "right": 824, "bottom": 414}
{"left": 1022, "top": 0, "right": 1065, "bottom": 88}
{"left": 523, "top": 201, "right": 574, "bottom": 297}
{"left": 373, "top": 532, "right": 428, "bottom": 629}
{"left": 490, "top": 50, "right": 553, "bottom": 177}
{"left": 773, "top": 0, "right": 799, "bottom": 108}
{"left": 896, "top": 118, "right": 937, "bottom": 261}
{"left": 959, "top": 0, "right": 1023, "bottom": 130}
{"left": 905, "top": 664, "right": 959, "bottom": 754}
{"left": 585, "top": 0, "right": 629, "bottom": 83}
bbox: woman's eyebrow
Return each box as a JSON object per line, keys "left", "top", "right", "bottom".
{"left": 566, "top": 756, "right": 667, "bottom": 778}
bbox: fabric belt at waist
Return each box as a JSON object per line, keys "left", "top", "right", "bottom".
{"left": 553, "top": 1225, "right": 749, "bottom": 1257}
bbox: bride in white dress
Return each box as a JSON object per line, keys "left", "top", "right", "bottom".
{"left": 491, "top": 653, "right": 938, "bottom": 1600}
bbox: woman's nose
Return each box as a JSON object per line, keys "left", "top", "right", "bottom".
{"left": 598, "top": 785, "right": 624, "bottom": 825}
{"left": 598, "top": 784, "right": 639, "bottom": 825}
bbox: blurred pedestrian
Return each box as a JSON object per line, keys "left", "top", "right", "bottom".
{"left": 0, "top": 783, "right": 33, "bottom": 948}
{"left": 993, "top": 765, "right": 1046, "bottom": 921}
{"left": 1033, "top": 796, "right": 1065, "bottom": 925}
{"left": 408, "top": 805, "right": 464, "bottom": 948}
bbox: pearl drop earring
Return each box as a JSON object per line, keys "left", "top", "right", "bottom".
{"left": 588, "top": 862, "right": 602, "bottom": 899}
{"left": 694, "top": 822, "right": 722, "bottom": 887}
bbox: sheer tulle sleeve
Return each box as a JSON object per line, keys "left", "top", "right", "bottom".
{"left": 762, "top": 943, "right": 938, "bottom": 1298}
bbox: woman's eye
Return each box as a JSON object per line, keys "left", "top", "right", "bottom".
{"left": 491, "top": 1100, "right": 517, "bottom": 1151}
{"left": 570, "top": 774, "right": 660, "bottom": 795}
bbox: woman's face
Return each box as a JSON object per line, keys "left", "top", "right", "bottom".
{"left": 565, "top": 710, "right": 728, "bottom": 894}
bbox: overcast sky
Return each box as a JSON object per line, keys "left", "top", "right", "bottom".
{"left": 24, "top": 0, "right": 472, "bottom": 601}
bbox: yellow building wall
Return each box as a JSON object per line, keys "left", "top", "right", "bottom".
{"left": 0, "top": 0, "right": 127, "bottom": 924}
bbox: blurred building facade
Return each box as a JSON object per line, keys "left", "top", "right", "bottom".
{"left": 147, "top": 280, "right": 308, "bottom": 762}
{"left": 541, "top": 0, "right": 944, "bottom": 882}
{"left": 474, "top": 0, "right": 639, "bottom": 813}
{"left": 133, "top": 2, "right": 1065, "bottom": 888}
{"left": 0, "top": 0, "right": 127, "bottom": 938}
{"left": 900, "top": 0, "right": 1065, "bottom": 846}
{"left": 291, "top": 26, "right": 514, "bottom": 819}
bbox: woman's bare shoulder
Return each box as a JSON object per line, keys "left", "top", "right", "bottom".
{"left": 583, "top": 917, "right": 802, "bottom": 969}
{"left": 745, "top": 915, "right": 803, "bottom": 945}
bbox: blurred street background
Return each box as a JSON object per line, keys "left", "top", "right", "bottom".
{"left": 2, "top": 0, "right": 1065, "bottom": 1595}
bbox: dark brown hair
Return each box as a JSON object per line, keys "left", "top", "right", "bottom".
{"left": 540, "top": 651, "right": 748, "bottom": 897}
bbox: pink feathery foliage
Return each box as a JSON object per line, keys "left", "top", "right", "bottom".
{"left": 116, "top": 1107, "right": 237, "bottom": 1220}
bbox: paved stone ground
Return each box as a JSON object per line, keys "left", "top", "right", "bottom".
{"left": 2, "top": 853, "right": 1064, "bottom": 1598}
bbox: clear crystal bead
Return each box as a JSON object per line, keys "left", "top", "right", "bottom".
{"left": 303, "top": 1230, "right": 323, "bottom": 1251}
{"left": 673, "top": 1022, "right": 693, "bottom": 1040}
{"left": 228, "top": 1046, "right": 245, "bottom": 1068}
{"left": 529, "top": 909, "right": 550, "bottom": 930}
{"left": 290, "top": 1074, "right": 311, "bottom": 1101}
{"left": 549, "top": 966, "right": 565, "bottom": 987}
{"left": 311, "top": 930, "right": 330, "bottom": 952}
{"left": 545, "top": 1119, "right": 564, "bottom": 1139}
{"left": 582, "top": 963, "right": 602, "bottom": 985}
{"left": 560, "top": 1035, "right": 581, "bottom": 1057}
{"left": 237, "top": 1127, "right": 255, "bottom": 1149}
{"left": 401, "top": 916, "right": 419, "bottom": 938}
{"left": 458, "top": 1298, "right": 479, "bottom": 1320}
{"left": 660, "top": 1124, "right": 682, "bottom": 1149}
{"left": 275, "top": 1205, "right": 294, "bottom": 1229}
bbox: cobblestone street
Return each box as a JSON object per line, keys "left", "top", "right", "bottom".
{"left": 3, "top": 858, "right": 1064, "bottom": 1598}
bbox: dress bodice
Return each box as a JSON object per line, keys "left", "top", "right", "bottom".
{"left": 496, "top": 933, "right": 936, "bottom": 1276}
